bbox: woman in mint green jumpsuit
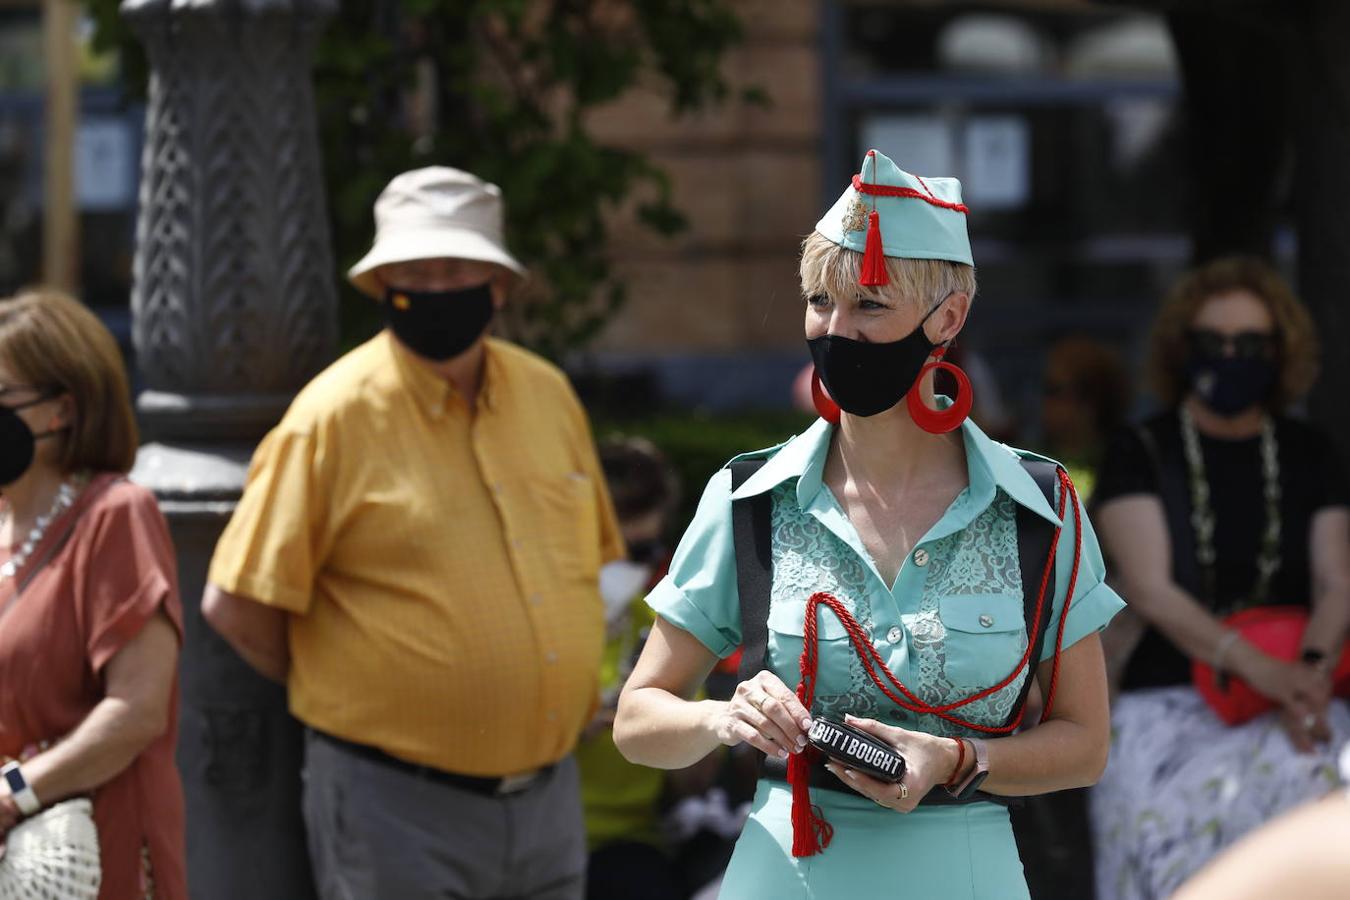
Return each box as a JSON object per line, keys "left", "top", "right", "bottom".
{"left": 613, "top": 149, "right": 1124, "bottom": 900}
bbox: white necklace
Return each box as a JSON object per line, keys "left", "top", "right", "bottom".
{"left": 1178, "top": 405, "right": 1281, "bottom": 610}
{"left": 0, "top": 477, "right": 84, "bottom": 581}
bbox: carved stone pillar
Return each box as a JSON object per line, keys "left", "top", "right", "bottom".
{"left": 122, "top": 1, "right": 337, "bottom": 895}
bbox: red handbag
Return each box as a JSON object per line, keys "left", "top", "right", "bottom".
{"left": 1192, "top": 606, "right": 1350, "bottom": 726}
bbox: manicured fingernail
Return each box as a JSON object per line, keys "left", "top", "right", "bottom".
{"left": 801, "top": 717, "right": 814, "bottom": 730}
{"left": 796, "top": 736, "right": 808, "bottom": 748}
{"left": 841, "top": 768, "right": 856, "bottom": 779}
{"left": 777, "top": 749, "right": 789, "bottom": 760}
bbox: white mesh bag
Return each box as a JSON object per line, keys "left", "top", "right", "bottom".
{"left": 0, "top": 799, "right": 101, "bottom": 899}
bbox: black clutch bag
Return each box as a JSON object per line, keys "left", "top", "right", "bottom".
{"left": 807, "top": 716, "right": 906, "bottom": 784}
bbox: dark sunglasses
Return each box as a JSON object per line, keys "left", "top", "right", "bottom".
{"left": 1186, "top": 328, "right": 1277, "bottom": 360}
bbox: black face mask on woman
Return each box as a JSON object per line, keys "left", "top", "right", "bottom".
{"left": 0, "top": 394, "right": 62, "bottom": 486}
{"left": 1187, "top": 353, "right": 1278, "bottom": 418}
{"left": 806, "top": 299, "right": 944, "bottom": 418}
{"left": 382, "top": 282, "right": 495, "bottom": 362}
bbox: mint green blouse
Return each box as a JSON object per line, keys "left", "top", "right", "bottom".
{"left": 647, "top": 417, "right": 1125, "bottom": 736}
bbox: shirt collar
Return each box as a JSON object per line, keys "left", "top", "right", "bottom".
{"left": 729, "top": 412, "right": 1061, "bottom": 526}
{"left": 384, "top": 331, "right": 500, "bottom": 416}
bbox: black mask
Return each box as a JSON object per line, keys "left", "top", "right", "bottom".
{"left": 1187, "top": 353, "right": 1277, "bottom": 417}
{"left": 0, "top": 395, "right": 61, "bottom": 486}
{"left": 806, "top": 301, "right": 943, "bottom": 418}
{"left": 383, "top": 283, "right": 495, "bottom": 362}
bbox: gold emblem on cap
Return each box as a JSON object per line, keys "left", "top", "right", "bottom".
{"left": 842, "top": 197, "right": 868, "bottom": 234}
{"left": 392, "top": 293, "right": 412, "bottom": 311}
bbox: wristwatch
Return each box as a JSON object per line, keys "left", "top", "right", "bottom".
{"left": 1, "top": 761, "right": 41, "bottom": 816}
{"left": 948, "top": 738, "right": 989, "bottom": 800}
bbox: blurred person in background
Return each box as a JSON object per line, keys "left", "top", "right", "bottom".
{"left": 580, "top": 435, "right": 687, "bottom": 900}
{"left": 1040, "top": 337, "right": 1131, "bottom": 500}
{"left": 0, "top": 290, "right": 186, "bottom": 899}
{"left": 1005, "top": 337, "right": 1132, "bottom": 899}
{"left": 615, "top": 149, "right": 1123, "bottom": 899}
{"left": 202, "top": 168, "right": 624, "bottom": 900}
{"left": 1090, "top": 257, "right": 1350, "bottom": 899}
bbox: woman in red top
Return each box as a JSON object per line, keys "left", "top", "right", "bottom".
{"left": 0, "top": 290, "right": 186, "bottom": 899}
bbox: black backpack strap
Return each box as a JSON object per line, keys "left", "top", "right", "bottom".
{"left": 1009, "top": 459, "right": 1061, "bottom": 727}
{"left": 730, "top": 459, "right": 773, "bottom": 683}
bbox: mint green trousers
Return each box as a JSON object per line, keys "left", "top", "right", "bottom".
{"left": 718, "top": 781, "right": 1031, "bottom": 900}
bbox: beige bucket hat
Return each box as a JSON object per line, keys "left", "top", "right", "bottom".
{"left": 347, "top": 166, "right": 527, "bottom": 298}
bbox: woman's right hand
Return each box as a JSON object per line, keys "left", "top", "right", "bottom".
{"left": 1241, "top": 651, "right": 1329, "bottom": 708}
{"left": 1238, "top": 651, "right": 1332, "bottom": 751}
{"left": 710, "top": 671, "right": 814, "bottom": 760}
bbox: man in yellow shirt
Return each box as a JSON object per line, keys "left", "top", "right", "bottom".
{"left": 202, "top": 167, "right": 624, "bottom": 900}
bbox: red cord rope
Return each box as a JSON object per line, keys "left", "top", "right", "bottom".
{"left": 795, "top": 469, "right": 1084, "bottom": 734}
{"left": 851, "top": 173, "right": 970, "bottom": 214}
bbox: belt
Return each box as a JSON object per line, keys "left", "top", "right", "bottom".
{"left": 759, "top": 754, "right": 1012, "bottom": 807}
{"left": 310, "top": 730, "right": 554, "bottom": 797}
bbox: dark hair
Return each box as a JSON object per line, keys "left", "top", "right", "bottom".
{"left": 0, "top": 290, "right": 139, "bottom": 473}
{"left": 1147, "top": 256, "right": 1318, "bottom": 411}
{"left": 598, "top": 437, "right": 679, "bottom": 522}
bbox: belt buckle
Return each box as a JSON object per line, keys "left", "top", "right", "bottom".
{"left": 495, "top": 770, "right": 539, "bottom": 795}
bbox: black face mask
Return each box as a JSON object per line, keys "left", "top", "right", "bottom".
{"left": 383, "top": 283, "right": 495, "bottom": 362}
{"left": 806, "top": 301, "right": 943, "bottom": 418}
{"left": 0, "top": 395, "right": 62, "bottom": 487}
{"left": 1187, "top": 353, "right": 1277, "bottom": 417}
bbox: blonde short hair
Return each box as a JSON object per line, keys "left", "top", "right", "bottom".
{"left": 0, "top": 290, "right": 139, "bottom": 474}
{"left": 799, "top": 231, "right": 977, "bottom": 310}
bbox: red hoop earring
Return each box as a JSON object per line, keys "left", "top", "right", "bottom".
{"left": 906, "top": 348, "right": 973, "bottom": 434}
{"left": 811, "top": 369, "right": 841, "bottom": 425}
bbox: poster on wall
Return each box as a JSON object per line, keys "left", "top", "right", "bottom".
{"left": 963, "top": 115, "right": 1030, "bottom": 210}
{"left": 76, "top": 118, "right": 135, "bottom": 212}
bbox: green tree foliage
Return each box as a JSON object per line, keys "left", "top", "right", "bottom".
{"left": 82, "top": 0, "right": 755, "bottom": 358}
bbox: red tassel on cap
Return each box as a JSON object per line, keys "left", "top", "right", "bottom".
{"left": 859, "top": 210, "right": 889, "bottom": 286}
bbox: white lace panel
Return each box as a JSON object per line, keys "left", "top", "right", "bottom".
{"left": 764, "top": 483, "right": 1030, "bottom": 737}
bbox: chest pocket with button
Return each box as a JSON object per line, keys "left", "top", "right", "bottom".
{"left": 764, "top": 593, "right": 855, "bottom": 695}
{"left": 937, "top": 593, "right": 1029, "bottom": 690}
{"left": 528, "top": 471, "right": 602, "bottom": 585}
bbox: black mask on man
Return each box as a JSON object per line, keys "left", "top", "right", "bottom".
{"left": 0, "top": 395, "right": 62, "bottom": 486}
{"left": 382, "top": 283, "right": 495, "bottom": 362}
{"left": 806, "top": 300, "right": 944, "bottom": 418}
{"left": 1187, "top": 353, "right": 1277, "bottom": 418}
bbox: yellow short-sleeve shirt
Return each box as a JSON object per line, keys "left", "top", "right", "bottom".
{"left": 208, "top": 333, "right": 625, "bottom": 776}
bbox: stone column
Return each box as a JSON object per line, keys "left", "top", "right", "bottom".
{"left": 122, "top": 0, "right": 337, "bottom": 895}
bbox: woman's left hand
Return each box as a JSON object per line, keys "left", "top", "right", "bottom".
{"left": 823, "top": 714, "right": 960, "bottom": 814}
{"left": 0, "top": 792, "right": 21, "bottom": 838}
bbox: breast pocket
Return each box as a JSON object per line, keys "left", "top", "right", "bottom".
{"left": 764, "top": 595, "right": 855, "bottom": 700}
{"left": 530, "top": 471, "right": 602, "bottom": 584}
{"left": 938, "top": 593, "right": 1029, "bottom": 690}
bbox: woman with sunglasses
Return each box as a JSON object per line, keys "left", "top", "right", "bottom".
{"left": 0, "top": 290, "right": 186, "bottom": 898}
{"left": 1091, "top": 257, "right": 1350, "bottom": 899}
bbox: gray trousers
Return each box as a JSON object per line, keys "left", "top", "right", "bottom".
{"left": 301, "top": 732, "right": 586, "bottom": 900}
